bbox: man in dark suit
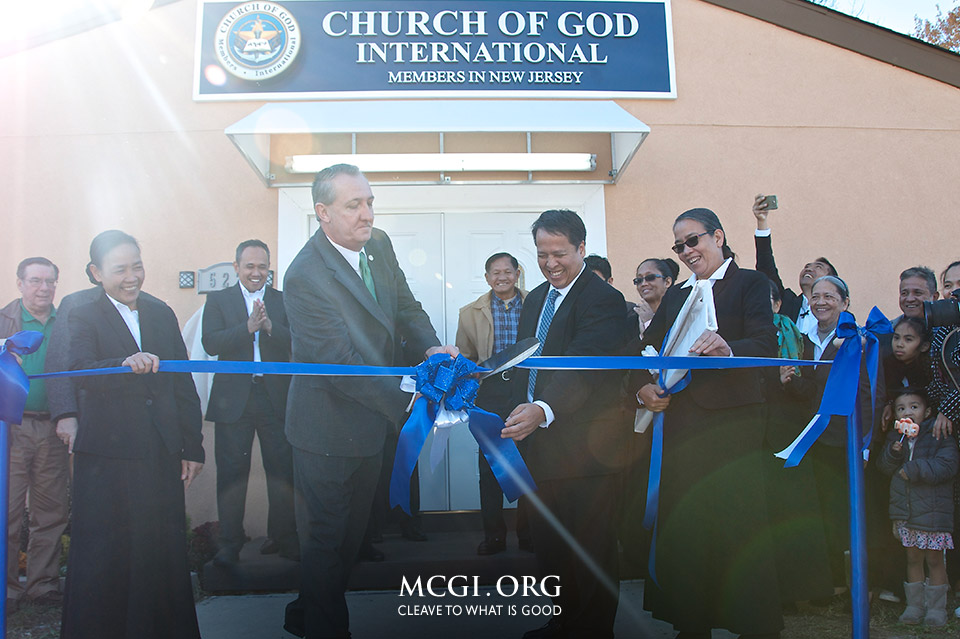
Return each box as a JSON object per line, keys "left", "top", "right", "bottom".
{"left": 202, "top": 240, "right": 297, "bottom": 564}
{"left": 282, "top": 164, "right": 456, "bottom": 639}
{"left": 502, "top": 210, "right": 630, "bottom": 639}
{"left": 752, "top": 193, "right": 837, "bottom": 333}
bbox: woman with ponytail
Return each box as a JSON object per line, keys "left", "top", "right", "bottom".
{"left": 632, "top": 208, "right": 784, "bottom": 638}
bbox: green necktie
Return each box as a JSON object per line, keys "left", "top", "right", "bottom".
{"left": 359, "top": 251, "right": 377, "bottom": 301}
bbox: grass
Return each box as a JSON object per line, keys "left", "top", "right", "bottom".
{"left": 6, "top": 602, "right": 61, "bottom": 639}
{"left": 782, "top": 596, "right": 959, "bottom": 638}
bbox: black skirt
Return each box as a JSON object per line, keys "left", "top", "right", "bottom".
{"left": 761, "top": 381, "right": 834, "bottom": 602}
{"left": 61, "top": 426, "right": 200, "bottom": 639}
{"left": 643, "top": 400, "right": 784, "bottom": 635}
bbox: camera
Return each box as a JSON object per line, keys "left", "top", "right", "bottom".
{"left": 924, "top": 289, "right": 960, "bottom": 328}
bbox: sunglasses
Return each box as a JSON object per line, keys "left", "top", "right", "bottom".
{"left": 633, "top": 274, "right": 664, "bottom": 285}
{"left": 671, "top": 231, "right": 712, "bottom": 255}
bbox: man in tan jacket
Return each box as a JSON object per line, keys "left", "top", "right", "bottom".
{"left": 1, "top": 257, "right": 68, "bottom": 611}
{"left": 455, "top": 252, "right": 531, "bottom": 556}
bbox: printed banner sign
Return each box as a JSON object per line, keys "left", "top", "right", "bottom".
{"left": 194, "top": 0, "right": 676, "bottom": 100}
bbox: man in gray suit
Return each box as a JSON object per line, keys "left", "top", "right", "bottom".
{"left": 282, "top": 164, "right": 457, "bottom": 639}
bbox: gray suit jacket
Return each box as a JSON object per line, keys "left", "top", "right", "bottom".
{"left": 283, "top": 228, "right": 440, "bottom": 457}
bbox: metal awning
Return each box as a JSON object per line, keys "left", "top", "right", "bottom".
{"left": 225, "top": 100, "right": 649, "bottom": 186}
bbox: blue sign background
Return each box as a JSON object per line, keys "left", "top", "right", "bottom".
{"left": 195, "top": 0, "right": 674, "bottom": 100}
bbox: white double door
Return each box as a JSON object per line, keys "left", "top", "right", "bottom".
{"left": 373, "top": 211, "right": 544, "bottom": 511}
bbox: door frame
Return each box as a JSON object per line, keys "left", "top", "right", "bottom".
{"left": 276, "top": 183, "right": 608, "bottom": 288}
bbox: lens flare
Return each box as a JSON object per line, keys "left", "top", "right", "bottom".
{"left": 204, "top": 64, "right": 228, "bottom": 87}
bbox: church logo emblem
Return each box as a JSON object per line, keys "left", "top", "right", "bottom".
{"left": 214, "top": 3, "right": 301, "bottom": 81}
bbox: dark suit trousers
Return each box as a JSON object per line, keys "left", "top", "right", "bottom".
{"left": 291, "top": 448, "right": 381, "bottom": 639}
{"left": 478, "top": 455, "right": 532, "bottom": 542}
{"left": 215, "top": 382, "right": 296, "bottom": 550}
{"left": 365, "top": 431, "right": 420, "bottom": 544}
{"left": 529, "top": 474, "right": 620, "bottom": 639}
{"left": 476, "top": 374, "right": 530, "bottom": 542}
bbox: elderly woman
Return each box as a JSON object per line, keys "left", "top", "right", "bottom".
{"left": 781, "top": 275, "right": 880, "bottom": 599}
{"left": 632, "top": 257, "right": 678, "bottom": 337}
{"left": 61, "top": 230, "right": 204, "bottom": 639}
{"left": 633, "top": 208, "right": 782, "bottom": 638}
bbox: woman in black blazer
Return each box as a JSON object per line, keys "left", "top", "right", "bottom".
{"left": 61, "top": 231, "right": 204, "bottom": 639}
{"left": 633, "top": 208, "right": 783, "bottom": 638}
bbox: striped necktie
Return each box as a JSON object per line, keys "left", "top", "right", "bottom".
{"left": 527, "top": 288, "right": 560, "bottom": 400}
{"left": 359, "top": 251, "right": 377, "bottom": 302}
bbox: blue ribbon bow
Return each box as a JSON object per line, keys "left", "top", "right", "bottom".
{"left": 783, "top": 307, "right": 891, "bottom": 467}
{"left": 0, "top": 331, "right": 44, "bottom": 424}
{"left": 388, "top": 353, "right": 537, "bottom": 514}
{"left": 640, "top": 367, "right": 690, "bottom": 585}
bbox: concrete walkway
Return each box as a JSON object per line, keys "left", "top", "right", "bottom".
{"left": 196, "top": 581, "right": 738, "bottom": 639}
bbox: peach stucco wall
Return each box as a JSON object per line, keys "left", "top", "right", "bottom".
{"left": 605, "top": 0, "right": 960, "bottom": 318}
{"left": 2, "top": 0, "right": 959, "bottom": 532}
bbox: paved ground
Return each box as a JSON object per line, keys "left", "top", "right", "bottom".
{"left": 195, "top": 580, "right": 739, "bottom": 639}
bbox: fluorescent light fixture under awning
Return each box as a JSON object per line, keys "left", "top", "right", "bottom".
{"left": 225, "top": 100, "right": 650, "bottom": 186}
{"left": 286, "top": 152, "right": 597, "bottom": 174}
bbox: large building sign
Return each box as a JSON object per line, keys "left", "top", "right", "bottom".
{"left": 194, "top": 0, "right": 676, "bottom": 100}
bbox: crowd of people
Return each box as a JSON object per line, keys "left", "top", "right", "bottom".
{"left": 2, "top": 172, "right": 959, "bottom": 639}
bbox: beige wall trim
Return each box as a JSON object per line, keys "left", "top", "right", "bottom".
{"left": 701, "top": 0, "right": 960, "bottom": 90}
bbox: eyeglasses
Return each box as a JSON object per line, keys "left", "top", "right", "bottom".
{"left": 671, "top": 232, "right": 711, "bottom": 255}
{"left": 633, "top": 274, "right": 664, "bottom": 285}
{"left": 23, "top": 278, "right": 58, "bottom": 287}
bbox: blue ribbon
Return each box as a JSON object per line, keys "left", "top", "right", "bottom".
{"left": 783, "top": 308, "right": 891, "bottom": 468}
{"left": 519, "top": 355, "right": 827, "bottom": 370}
{"left": 388, "top": 353, "right": 537, "bottom": 514}
{"left": 389, "top": 395, "right": 437, "bottom": 515}
{"left": 19, "top": 356, "right": 834, "bottom": 384}
{"left": 642, "top": 370, "right": 690, "bottom": 586}
{"left": 468, "top": 408, "right": 537, "bottom": 502}
{"left": 32, "top": 360, "right": 415, "bottom": 379}
{"left": 0, "top": 331, "right": 44, "bottom": 423}
{"left": 860, "top": 307, "right": 892, "bottom": 451}
{"left": 0, "top": 330, "right": 44, "bottom": 629}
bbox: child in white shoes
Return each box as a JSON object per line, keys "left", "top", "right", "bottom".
{"left": 878, "top": 388, "right": 959, "bottom": 627}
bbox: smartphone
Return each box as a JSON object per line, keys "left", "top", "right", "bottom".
{"left": 761, "top": 195, "right": 778, "bottom": 210}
